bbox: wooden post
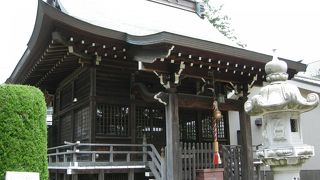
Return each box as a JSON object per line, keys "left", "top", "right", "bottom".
{"left": 98, "top": 170, "right": 104, "bottom": 180}
{"left": 196, "top": 111, "right": 202, "bottom": 142}
{"left": 73, "top": 144, "right": 77, "bottom": 163}
{"left": 256, "top": 164, "right": 261, "bottom": 180}
{"left": 165, "top": 92, "right": 180, "bottom": 180}
{"left": 89, "top": 66, "right": 97, "bottom": 143}
{"left": 142, "top": 134, "right": 147, "bottom": 163}
{"left": 55, "top": 171, "right": 58, "bottom": 180}
{"left": 71, "top": 174, "right": 78, "bottom": 180}
{"left": 128, "top": 169, "right": 134, "bottom": 180}
{"left": 71, "top": 81, "right": 75, "bottom": 142}
{"left": 130, "top": 73, "right": 136, "bottom": 144}
{"left": 239, "top": 96, "right": 254, "bottom": 180}
{"left": 161, "top": 147, "right": 166, "bottom": 180}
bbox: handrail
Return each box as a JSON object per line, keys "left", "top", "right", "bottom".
{"left": 48, "top": 142, "right": 166, "bottom": 180}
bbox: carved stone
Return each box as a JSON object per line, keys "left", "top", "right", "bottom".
{"left": 245, "top": 50, "right": 319, "bottom": 180}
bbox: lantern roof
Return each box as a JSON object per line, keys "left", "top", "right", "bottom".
{"left": 245, "top": 50, "right": 319, "bottom": 116}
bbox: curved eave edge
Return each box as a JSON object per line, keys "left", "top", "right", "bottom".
{"left": 7, "top": 0, "right": 306, "bottom": 84}
{"left": 245, "top": 93, "right": 319, "bottom": 116}
{"left": 127, "top": 32, "right": 306, "bottom": 72}
{"left": 6, "top": 49, "right": 31, "bottom": 83}
{"left": 41, "top": 0, "right": 305, "bottom": 72}
{"left": 7, "top": 0, "right": 50, "bottom": 84}
{"left": 245, "top": 104, "right": 319, "bottom": 117}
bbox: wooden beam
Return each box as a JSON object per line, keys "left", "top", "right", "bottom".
{"left": 132, "top": 82, "right": 242, "bottom": 110}
{"left": 138, "top": 60, "right": 176, "bottom": 74}
{"left": 139, "top": 61, "right": 255, "bottom": 84}
{"left": 178, "top": 94, "right": 241, "bottom": 111}
{"left": 129, "top": 44, "right": 174, "bottom": 63}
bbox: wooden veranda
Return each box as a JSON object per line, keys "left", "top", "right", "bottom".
{"left": 47, "top": 139, "right": 220, "bottom": 180}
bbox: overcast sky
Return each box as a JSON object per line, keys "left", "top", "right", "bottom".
{"left": 217, "top": 0, "right": 320, "bottom": 63}
{"left": 1, "top": 0, "right": 320, "bottom": 83}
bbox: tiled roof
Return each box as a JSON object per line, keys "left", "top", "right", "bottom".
{"left": 58, "top": 0, "right": 237, "bottom": 47}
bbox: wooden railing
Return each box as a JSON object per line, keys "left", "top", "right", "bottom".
{"left": 48, "top": 141, "right": 165, "bottom": 180}
{"left": 181, "top": 142, "right": 215, "bottom": 169}
{"left": 48, "top": 141, "right": 223, "bottom": 180}
{"left": 222, "top": 145, "right": 242, "bottom": 180}
{"left": 222, "top": 145, "right": 263, "bottom": 180}
{"left": 180, "top": 142, "right": 217, "bottom": 180}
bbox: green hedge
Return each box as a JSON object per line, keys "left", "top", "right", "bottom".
{"left": 0, "top": 84, "right": 48, "bottom": 180}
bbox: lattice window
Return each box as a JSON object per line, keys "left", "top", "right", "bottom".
{"left": 217, "top": 116, "right": 225, "bottom": 139}
{"left": 96, "top": 104, "right": 129, "bottom": 136}
{"left": 74, "top": 106, "right": 89, "bottom": 141}
{"left": 136, "top": 106, "right": 165, "bottom": 141}
{"left": 60, "top": 113, "right": 72, "bottom": 144}
{"left": 181, "top": 121, "right": 197, "bottom": 141}
{"left": 200, "top": 111, "right": 227, "bottom": 141}
{"left": 180, "top": 110, "right": 197, "bottom": 141}
{"left": 201, "top": 114, "right": 213, "bottom": 139}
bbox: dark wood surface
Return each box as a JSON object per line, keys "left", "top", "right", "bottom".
{"left": 239, "top": 92, "right": 254, "bottom": 180}
{"left": 165, "top": 92, "right": 181, "bottom": 180}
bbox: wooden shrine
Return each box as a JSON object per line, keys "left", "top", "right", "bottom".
{"left": 7, "top": 1, "right": 306, "bottom": 179}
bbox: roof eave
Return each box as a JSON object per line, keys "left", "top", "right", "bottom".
{"left": 7, "top": 0, "right": 306, "bottom": 84}
{"left": 127, "top": 32, "right": 306, "bottom": 72}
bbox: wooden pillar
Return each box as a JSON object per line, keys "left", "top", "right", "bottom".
{"left": 239, "top": 96, "right": 254, "bottom": 180}
{"left": 71, "top": 174, "right": 78, "bottom": 180}
{"left": 56, "top": 91, "right": 61, "bottom": 145}
{"left": 71, "top": 81, "right": 75, "bottom": 142}
{"left": 130, "top": 73, "right": 136, "bottom": 144}
{"left": 98, "top": 170, "right": 104, "bottom": 180}
{"left": 55, "top": 171, "right": 58, "bottom": 180}
{"left": 196, "top": 111, "right": 202, "bottom": 142}
{"left": 89, "top": 66, "right": 97, "bottom": 143}
{"left": 165, "top": 92, "right": 181, "bottom": 180}
{"left": 128, "top": 169, "right": 134, "bottom": 180}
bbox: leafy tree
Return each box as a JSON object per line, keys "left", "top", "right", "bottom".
{"left": 203, "top": 0, "right": 246, "bottom": 48}
{"left": 0, "top": 84, "right": 48, "bottom": 180}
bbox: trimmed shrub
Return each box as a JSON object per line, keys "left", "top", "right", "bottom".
{"left": 0, "top": 84, "right": 48, "bottom": 180}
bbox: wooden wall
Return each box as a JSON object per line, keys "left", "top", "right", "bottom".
{"left": 49, "top": 64, "right": 231, "bottom": 147}
{"left": 50, "top": 68, "right": 91, "bottom": 146}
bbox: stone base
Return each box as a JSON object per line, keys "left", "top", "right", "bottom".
{"left": 272, "top": 166, "right": 301, "bottom": 180}
{"left": 196, "top": 168, "right": 224, "bottom": 180}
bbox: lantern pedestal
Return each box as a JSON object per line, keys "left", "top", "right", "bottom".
{"left": 257, "top": 144, "right": 314, "bottom": 180}
{"left": 273, "top": 166, "right": 300, "bottom": 180}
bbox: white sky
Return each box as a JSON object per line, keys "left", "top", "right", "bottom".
{"left": 217, "top": 0, "right": 320, "bottom": 63}
{"left": 1, "top": 0, "right": 320, "bottom": 83}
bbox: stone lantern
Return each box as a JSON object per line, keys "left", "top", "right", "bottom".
{"left": 244, "top": 50, "right": 319, "bottom": 180}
